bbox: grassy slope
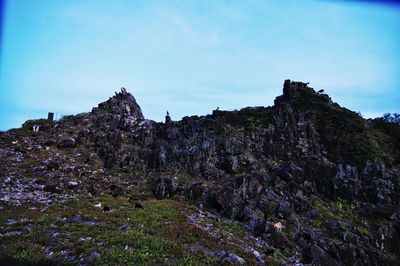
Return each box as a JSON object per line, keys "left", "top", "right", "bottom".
{"left": 0, "top": 196, "right": 264, "bottom": 265}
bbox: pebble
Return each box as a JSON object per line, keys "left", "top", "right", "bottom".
{"left": 51, "top": 232, "right": 60, "bottom": 238}
{"left": 118, "top": 225, "right": 130, "bottom": 232}
{"left": 6, "top": 219, "right": 16, "bottom": 225}
{"left": 49, "top": 223, "right": 58, "bottom": 229}
{"left": 89, "top": 252, "right": 100, "bottom": 261}
{"left": 3, "top": 231, "right": 23, "bottom": 236}
{"left": 227, "top": 253, "right": 246, "bottom": 265}
{"left": 68, "top": 181, "right": 78, "bottom": 187}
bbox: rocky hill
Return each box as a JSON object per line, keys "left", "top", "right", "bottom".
{"left": 0, "top": 80, "right": 399, "bottom": 265}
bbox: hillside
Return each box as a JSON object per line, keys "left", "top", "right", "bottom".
{"left": 0, "top": 80, "right": 399, "bottom": 265}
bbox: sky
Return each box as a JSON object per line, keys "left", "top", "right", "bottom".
{"left": 0, "top": 0, "right": 399, "bottom": 131}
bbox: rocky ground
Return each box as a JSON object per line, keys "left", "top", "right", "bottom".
{"left": 0, "top": 80, "right": 399, "bottom": 265}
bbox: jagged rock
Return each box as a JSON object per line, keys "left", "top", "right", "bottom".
{"left": 152, "top": 177, "right": 178, "bottom": 199}
{"left": 311, "top": 245, "right": 340, "bottom": 266}
{"left": 185, "top": 182, "right": 206, "bottom": 200}
{"left": 43, "top": 184, "right": 61, "bottom": 193}
{"left": 109, "top": 184, "right": 125, "bottom": 197}
{"left": 213, "top": 251, "right": 246, "bottom": 265}
{"left": 42, "top": 159, "right": 59, "bottom": 170}
{"left": 57, "top": 137, "right": 77, "bottom": 148}
{"left": 357, "top": 202, "right": 399, "bottom": 219}
{"left": 1, "top": 82, "right": 400, "bottom": 265}
{"left": 92, "top": 87, "right": 144, "bottom": 129}
{"left": 277, "top": 200, "right": 292, "bottom": 218}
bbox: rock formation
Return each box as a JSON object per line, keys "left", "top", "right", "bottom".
{"left": 0, "top": 81, "right": 399, "bottom": 265}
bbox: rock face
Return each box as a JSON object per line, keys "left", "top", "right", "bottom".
{"left": 91, "top": 87, "right": 144, "bottom": 129}
{"left": 91, "top": 82, "right": 399, "bottom": 204}
{"left": 1, "top": 80, "right": 399, "bottom": 265}
{"left": 95, "top": 88, "right": 143, "bottom": 118}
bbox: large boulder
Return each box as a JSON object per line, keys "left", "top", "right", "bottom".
{"left": 152, "top": 177, "right": 179, "bottom": 199}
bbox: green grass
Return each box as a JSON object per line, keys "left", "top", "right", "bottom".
{"left": 333, "top": 197, "right": 355, "bottom": 216}
{"left": 356, "top": 226, "right": 370, "bottom": 236}
{"left": 0, "top": 199, "right": 183, "bottom": 265}
{"left": 0, "top": 196, "right": 262, "bottom": 265}
{"left": 221, "top": 221, "right": 244, "bottom": 234}
{"left": 176, "top": 175, "right": 191, "bottom": 185}
{"left": 313, "top": 199, "right": 374, "bottom": 241}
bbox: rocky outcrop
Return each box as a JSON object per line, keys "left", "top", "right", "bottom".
{"left": 1, "top": 80, "right": 399, "bottom": 265}
{"left": 62, "top": 81, "right": 398, "bottom": 265}
{"left": 91, "top": 87, "right": 144, "bottom": 130}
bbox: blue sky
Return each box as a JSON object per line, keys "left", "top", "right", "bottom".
{"left": 0, "top": 0, "right": 399, "bottom": 131}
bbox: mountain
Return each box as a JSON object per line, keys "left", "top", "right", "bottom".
{"left": 0, "top": 80, "right": 399, "bottom": 265}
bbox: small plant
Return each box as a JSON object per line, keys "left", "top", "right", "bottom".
{"left": 314, "top": 202, "right": 332, "bottom": 219}
{"left": 176, "top": 255, "right": 201, "bottom": 266}
{"left": 314, "top": 218, "right": 323, "bottom": 228}
{"left": 221, "top": 221, "right": 243, "bottom": 234}
{"left": 357, "top": 226, "right": 370, "bottom": 236}
{"left": 177, "top": 175, "right": 191, "bottom": 184}
{"left": 334, "top": 197, "right": 355, "bottom": 216}
{"left": 58, "top": 115, "right": 74, "bottom": 122}
{"left": 21, "top": 118, "right": 52, "bottom": 131}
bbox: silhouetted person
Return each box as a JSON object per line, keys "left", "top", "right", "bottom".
{"left": 165, "top": 111, "right": 171, "bottom": 124}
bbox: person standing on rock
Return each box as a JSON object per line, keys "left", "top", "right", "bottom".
{"left": 165, "top": 111, "right": 172, "bottom": 124}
